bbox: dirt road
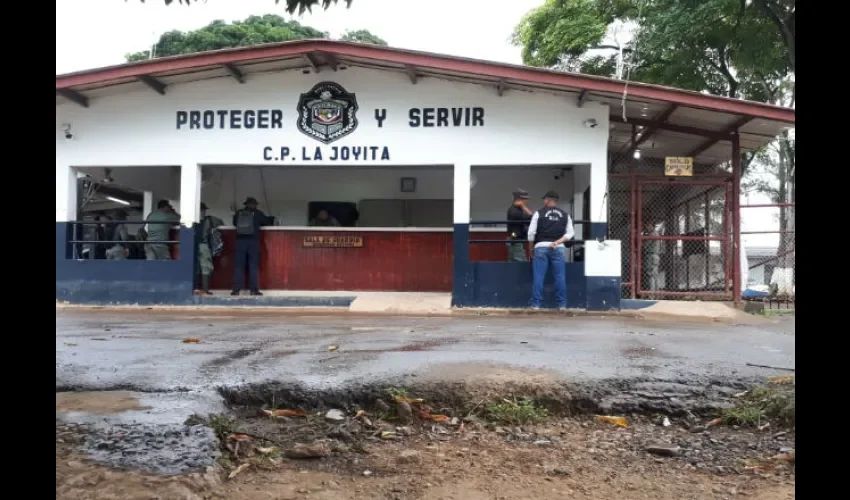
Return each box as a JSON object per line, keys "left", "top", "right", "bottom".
{"left": 56, "top": 310, "right": 795, "bottom": 499}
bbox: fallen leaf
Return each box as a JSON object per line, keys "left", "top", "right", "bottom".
{"left": 228, "top": 434, "right": 252, "bottom": 442}
{"left": 182, "top": 338, "right": 201, "bottom": 343}
{"left": 428, "top": 414, "right": 451, "bottom": 423}
{"left": 502, "top": 398, "right": 519, "bottom": 408}
{"left": 228, "top": 463, "right": 250, "bottom": 479}
{"left": 354, "top": 409, "right": 366, "bottom": 419}
{"left": 768, "top": 375, "right": 794, "bottom": 385}
{"left": 64, "top": 342, "right": 78, "bottom": 347}
{"left": 260, "top": 409, "right": 307, "bottom": 418}
{"left": 594, "top": 415, "right": 628, "bottom": 427}
{"left": 394, "top": 396, "right": 424, "bottom": 404}
{"left": 256, "top": 447, "right": 277, "bottom": 455}
{"left": 327, "top": 345, "right": 338, "bottom": 352}
{"left": 706, "top": 417, "right": 723, "bottom": 428}
{"left": 380, "top": 431, "right": 397, "bottom": 440}
{"left": 757, "top": 423, "right": 771, "bottom": 431}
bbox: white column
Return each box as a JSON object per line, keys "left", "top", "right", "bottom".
{"left": 55, "top": 164, "right": 77, "bottom": 222}
{"left": 590, "top": 152, "right": 609, "bottom": 222}
{"left": 143, "top": 191, "right": 154, "bottom": 218}
{"left": 179, "top": 162, "right": 201, "bottom": 226}
{"left": 453, "top": 163, "right": 471, "bottom": 224}
{"left": 573, "top": 192, "right": 584, "bottom": 221}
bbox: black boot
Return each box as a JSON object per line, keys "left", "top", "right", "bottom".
{"left": 201, "top": 275, "right": 212, "bottom": 296}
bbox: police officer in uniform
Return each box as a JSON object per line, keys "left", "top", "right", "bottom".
{"left": 527, "top": 191, "right": 575, "bottom": 309}
{"left": 506, "top": 189, "right": 533, "bottom": 262}
{"left": 231, "top": 197, "right": 272, "bottom": 296}
{"left": 194, "top": 202, "right": 224, "bottom": 296}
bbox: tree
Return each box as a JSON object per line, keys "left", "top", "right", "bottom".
{"left": 512, "top": 0, "right": 793, "bottom": 102}
{"left": 340, "top": 29, "right": 387, "bottom": 45}
{"left": 125, "top": 15, "right": 384, "bottom": 61}
{"left": 513, "top": 0, "right": 795, "bottom": 295}
{"left": 137, "top": 0, "right": 352, "bottom": 16}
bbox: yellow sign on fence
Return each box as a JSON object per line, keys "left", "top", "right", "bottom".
{"left": 665, "top": 156, "right": 694, "bottom": 176}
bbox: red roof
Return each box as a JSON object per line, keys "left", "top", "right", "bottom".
{"left": 55, "top": 39, "right": 794, "bottom": 163}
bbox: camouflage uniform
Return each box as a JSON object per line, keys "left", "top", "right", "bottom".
{"left": 145, "top": 209, "right": 180, "bottom": 260}
{"left": 196, "top": 214, "right": 223, "bottom": 292}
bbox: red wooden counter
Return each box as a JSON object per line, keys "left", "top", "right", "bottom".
{"left": 207, "top": 227, "right": 510, "bottom": 292}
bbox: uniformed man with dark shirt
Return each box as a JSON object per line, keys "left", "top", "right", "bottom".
{"left": 231, "top": 197, "right": 272, "bottom": 296}
{"left": 527, "top": 191, "right": 575, "bottom": 309}
{"left": 506, "top": 189, "right": 533, "bottom": 262}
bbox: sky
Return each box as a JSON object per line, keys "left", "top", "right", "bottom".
{"left": 55, "top": 0, "right": 782, "bottom": 250}
{"left": 55, "top": 0, "right": 542, "bottom": 74}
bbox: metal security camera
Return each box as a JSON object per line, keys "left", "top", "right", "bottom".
{"left": 65, "top": 131, "right": 73, "bottom": 140}
{"left": 62, "top": 123, "right": 73, "bottom": 140}
{"left": 583, "top": 119, "right": 598, "bottom": 129}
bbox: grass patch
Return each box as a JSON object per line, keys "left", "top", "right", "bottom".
{"left": 207, "top": 413, "right": 238, "bottom": 439}
{"left": 386, "top": 387, "right": 409, "bottom": 399}
{"left": 484, "top": 398, "right": 549, "bottom": 426}
{"left": 722, "top": 383, "right": 795, "bottom": 428}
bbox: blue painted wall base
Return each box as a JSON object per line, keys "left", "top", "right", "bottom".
{"left": 585, "top": 276, "right": 621, "bottom": 311}
{"left": 56, "top": 223, "right": 196, "bottom": 305}
{"left": 452, "top": 222, "right": 617, "bottom": 310}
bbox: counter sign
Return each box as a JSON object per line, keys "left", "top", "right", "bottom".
{"left": 296, "top": 82, "right": 359, "bottom": 144}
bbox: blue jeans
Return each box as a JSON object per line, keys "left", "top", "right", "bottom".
{"left": 232, "top": 238, "right": 261, "bottom": 292}
{"left": 531, "top": 246, "right": 567, "bottom": 308}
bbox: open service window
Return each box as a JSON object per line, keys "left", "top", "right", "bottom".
{"left": 306, "top": 201, "right": 359, "bottom": 227}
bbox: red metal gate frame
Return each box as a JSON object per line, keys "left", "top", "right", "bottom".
{"left": 635, "top": 178, "right": 733, "bottom": 299}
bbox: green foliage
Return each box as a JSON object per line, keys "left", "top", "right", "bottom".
{"left": 484, "top": 399, "right": 549, "bottom": 426}
{"left": 340, "top": 29, "right": 387, "bottom": 45}
{"left": 206, "top": 413, "right": 238, "bottom": 438}
{"left": 512, "top": 0, "right": 794, "bottom": 102}
{"left": 721, "top": 385, "right": 795, "bottom": 427}
{"left": 125, "top": 14, "right": 385, "bottom": 61}
{"left": 141, "top": 0, "right": 351, "bottom": 16}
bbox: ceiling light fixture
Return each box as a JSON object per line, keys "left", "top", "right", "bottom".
{"left": 105, "top": 196, "right": 130, "bottom": 206}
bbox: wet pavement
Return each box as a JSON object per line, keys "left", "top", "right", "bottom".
{"left": 57, "top": 309, "right": 794, "bottom": 393}
{"left": 56, "top": 309, "right": 794, "bottom": 475}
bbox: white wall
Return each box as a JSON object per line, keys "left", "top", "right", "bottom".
{"left": 56, "top": 66, "right": 610, "bottom": 222}
{"left": 197, "top": 165, "right": 575, "bottom": 226}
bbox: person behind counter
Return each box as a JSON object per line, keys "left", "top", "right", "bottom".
{"left": 144, "top": 200, "right": 181, "bottom": 260}
{"left": 231, "top": 197, "right": 273, "bottom": 296}
{"left": 105, "top": 210, "right": 130, "bottom": 260}
{"left": 506, "top": 188, "right": 533, "bottom": 262}
{"left": 309, "top": 209, "right": 341, "bottom": 227}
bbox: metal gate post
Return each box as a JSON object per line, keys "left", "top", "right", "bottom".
{"left": 731, "top": 133, "right": 742, "bottom": 303}
{"left": 629, "top": 174, "right": 637, "bottom": 299}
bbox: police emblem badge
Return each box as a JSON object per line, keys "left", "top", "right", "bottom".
{"left": 295, "top": 82, "right": 359, "bottom": 144}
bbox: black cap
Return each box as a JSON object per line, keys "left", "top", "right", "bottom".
{"left": 200, "top": 202, "right": 208, "bottom": 210}
{"left": 542, "top": 191, "right": 560, "bottom": 200}
{"left": 512, "top": 189, "right": 530, "bottom": 200}
{"left": 244, "top": 197, "right": 259, "bottom": 205}
{"left": 156, "top": 199, "right": 170, "bottom": 209}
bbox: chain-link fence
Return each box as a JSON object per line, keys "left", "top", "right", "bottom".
{"left": 608, "top": 154, "right": 734, "bottom": 300}
{"left": 741, "top": 203, "right": 795, "bottom": 301}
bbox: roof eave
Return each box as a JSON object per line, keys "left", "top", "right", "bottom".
{"left": 56, "top": 39, "right": 795, "bottom": 125}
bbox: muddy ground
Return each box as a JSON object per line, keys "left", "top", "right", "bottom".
{"left": 56, "top": 380, "right": 795, "bottom": 500}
